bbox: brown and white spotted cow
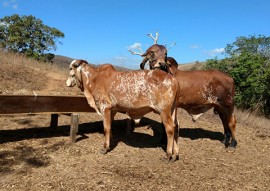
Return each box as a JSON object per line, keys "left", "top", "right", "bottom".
{"left": 140, "top": 45, "right": 237, "bottom": 148}
{"left": 66, "top": 60, "right": 180, "bottom": 161}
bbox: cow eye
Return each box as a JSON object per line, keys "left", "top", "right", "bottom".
{"left": 150, "top": 51, "right": 155, "bottom": 56}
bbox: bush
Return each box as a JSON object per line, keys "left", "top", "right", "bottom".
{"left": 204, "top": 35, "right": 270, "bottom": 117}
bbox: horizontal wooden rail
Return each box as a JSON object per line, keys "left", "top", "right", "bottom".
{"left": 0, "top": 94, "right": 96, "bottom": 143}
{"left": 0, "top": 94, "right": 95, "bottom": 114}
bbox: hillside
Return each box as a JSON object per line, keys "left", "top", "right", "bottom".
{"left": 0, "top": 52, "right": 269, "bottom": 190}
{"left": 53, "top": 55, "right": 130, "bottom": 72}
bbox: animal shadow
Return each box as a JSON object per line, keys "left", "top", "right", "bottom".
{"left": 179, "top": 127, "right": 224, "bottom": 142}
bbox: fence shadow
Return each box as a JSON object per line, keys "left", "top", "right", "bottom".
{"left": 0, "top": 117, "right": 224, "bottom": 147}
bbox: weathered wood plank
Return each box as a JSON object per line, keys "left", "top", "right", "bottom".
{"left": 0, "top": 95, "right": 95, "bottom": 114}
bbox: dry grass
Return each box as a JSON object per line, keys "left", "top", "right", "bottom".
{"left": 0, "top": 51, "right": 69, "bottom": 75}
{"left": 0, "top": 51, "right": 81, "bottom": 95}
{"left": 235, "top": 109, "right": 269, "bottom": 128}
{"left": 235, "top": 109, "right": 270, "bottom": 138}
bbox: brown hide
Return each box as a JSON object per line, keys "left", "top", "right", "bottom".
{"left": 166, "top": 57, "right": 179, "bottom": 75}
{"left": 175, "top": 69, "right": 235, "bottom": 114}
{"left": 66, "top": 60, "right": 180, "bottom": 161}
{"left": 139, "top": 44, "right": 237, "bottom": 147}
{"left": 169, "top": 67, "right": 236, "bottom": 147}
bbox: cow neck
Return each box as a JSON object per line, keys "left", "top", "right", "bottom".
{"left": 80, "top": 65, "right": 102, "bottom": 116}
{"left": 77, "top": 65, "right": 85, "bottom": 92}
{"left": 81, "top": 64, "right": 97, "bottom": 93}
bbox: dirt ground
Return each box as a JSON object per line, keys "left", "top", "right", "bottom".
{"left": 0, "top": 66, "right": 270, "bottom": 191}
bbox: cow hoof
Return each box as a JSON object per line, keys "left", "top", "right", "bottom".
{"left": 221, "top": 138, "right": 225, "bottom": 144}
{"left": 171, "top": 154, "right": 180, "bottom": 162}
{"left": 100, "top": 148, "right": 108, "bottom": 154}
{"left": 229, "top": 139, "right": 237, "bottom": 148}
{"left": 224, "top": 137, "right": 230, "bottom": 148}
{"left": 160, "top": 155, "right": 172, "bottom": 162}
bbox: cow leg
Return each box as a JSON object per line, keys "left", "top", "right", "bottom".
{"left": 217, "top": 110, "right": 231, "bottom": 147}
{"left": 217, "top": 107, "right": 237, "bottom": 148}
{"left": 172, "top": 124, "right": 179, "bottom": 161}
{"left": 228, "top": 113, "right": 237, "bottom": 147}
{"left": 160, "top": 111, "right": 176, "bottom": 161}
{"left": 101, "top": 108, "right": 112, "bottom": 154}
{"left": 126, "top": 117, "right": 139, "bottom": 135}
{"left": 172, "top": 108, "right": 179, "bottom": 161}
{"left": 111, "top": 111, "right": 117, "bottom": 138}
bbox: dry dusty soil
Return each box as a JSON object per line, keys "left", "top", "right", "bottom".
{"left": 0, "top": 66, "right": 270, "bottom": 191}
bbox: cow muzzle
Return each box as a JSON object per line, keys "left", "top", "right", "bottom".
{"left": 66, "top": 77, "right": 76, "bottom": 87}
{"left": 153, "top": 61, "right": 166, "bottom": 69}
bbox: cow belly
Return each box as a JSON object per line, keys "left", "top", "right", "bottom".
{"left": 182, "top": 104, "right": 213, "bottom": 115}
{"left": 114, "top": 106, "right": 154, "bottom": 119}
{"left": 110, "top": 93, "right": 155, "bottom": 110}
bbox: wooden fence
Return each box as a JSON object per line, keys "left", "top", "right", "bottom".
{"left": 0, "top": 95, "right": 96, "bottom": 142}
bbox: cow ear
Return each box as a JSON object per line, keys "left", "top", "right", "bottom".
{"left": 166, "top": 60, "right": 172, "bottom": 66}
{"left": 140, "top": 57, "right": 149, "bottom": 70}
{"left": 80, "top": 60, "right": 88, "bottom": 66}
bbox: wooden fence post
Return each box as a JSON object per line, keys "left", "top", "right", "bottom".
{"left": 70, "top": 113, "right": 79, "bottom": 143}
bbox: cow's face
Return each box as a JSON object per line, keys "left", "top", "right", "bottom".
{"left": 141, "top": 44, "right": 167, "bottom": 69}
{"left": 66, "top": 60, "right": 85, "bottom": 89}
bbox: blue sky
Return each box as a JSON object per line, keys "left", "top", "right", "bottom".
{"left": 1, "top": 0, "right": 270, "bottom": 69}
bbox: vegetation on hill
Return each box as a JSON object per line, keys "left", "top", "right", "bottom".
{"left": 204, "top": 35, "right": 270, "bottom": 118}
{"left": 0, "top": 14, "right": 64, "bottom": 62}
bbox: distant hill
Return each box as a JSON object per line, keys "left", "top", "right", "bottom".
{"left": 178, "top": 61, "right": 206, "bottom": 71}
{"left": 52, "top": 55, "right": 74, "bottom": 67}
{"left": 53, "top": 55, "right": 206, "bottom": 72}
{"left": 53, "top": 55, "right": 130, "bottom": 71}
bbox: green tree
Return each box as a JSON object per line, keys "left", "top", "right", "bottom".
{"left": 0, "top": 14, "right": 64, "bottom": 62}
{"left": 225, "top": 35, "right": 270, "bottom": 59}
{"left": 205, "top": 35, "right": 270, "bottom": 117}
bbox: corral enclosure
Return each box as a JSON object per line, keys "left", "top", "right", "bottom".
{"left": 0, "top": 53, "right": 269, "bottom": 190}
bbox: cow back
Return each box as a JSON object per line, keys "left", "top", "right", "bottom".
{"left": 174, "top": 69, "right": 235, "bottom": 107}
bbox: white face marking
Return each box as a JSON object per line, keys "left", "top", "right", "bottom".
{"left": 66, "top": 78, "right": 73, "bottom": 86}
{"left": 66, "top": 60, "right": 78, "bottom": 87}
{"left": 70, "top": 59, "right": 77, "bottom": 66}
{"left": 66, "top": 68, "right": 76, "bottom": 87}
